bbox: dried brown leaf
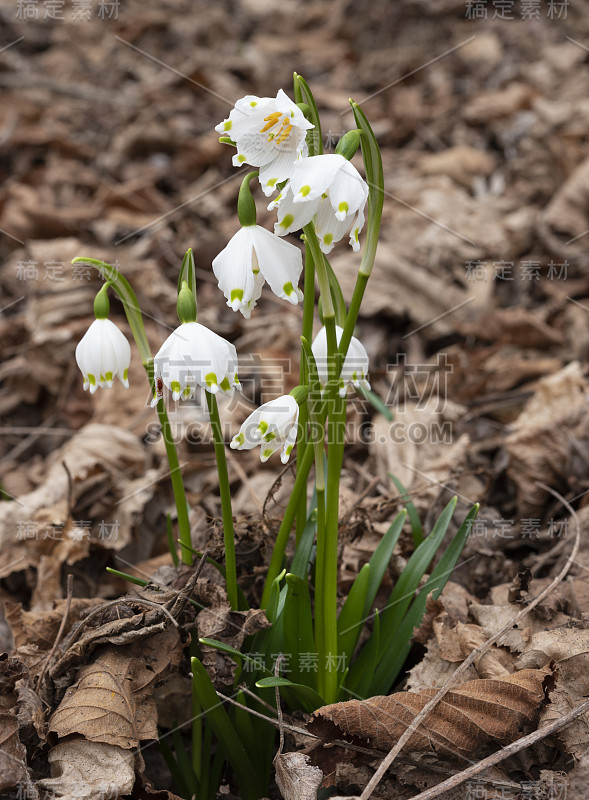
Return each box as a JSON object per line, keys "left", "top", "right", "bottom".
{"left": 309, "top": 667, "right": 554, "bottom": 758}
{"left": 39, "top": 740, "right": 136, "bottom": 800}
{"left": 0, "top": 708, "right": 28, "bottom": 791}
{"left": 274, "top": 751, "right": 324, "bottom": 800}
{"left": 49, "top": 628, "right": 180, "bottom": 748}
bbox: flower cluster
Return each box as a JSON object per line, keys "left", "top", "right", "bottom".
{"left": 75, "top": 88, "right": 372, "bottom": 466}
{"left": 213, "top": 90, "right": 369, "bottom": 314}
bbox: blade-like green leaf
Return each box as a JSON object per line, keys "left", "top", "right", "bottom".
{"left": 170, "top": 724, "right": 199, "bottom": 798}
{"left": 345, "top": 609, "right": 380, "bottom": 698}
{"left": 158, "top": 735, "right": 191, "bottom": 799}
{"left": 323, "top": 255, "right": 347, "bottom": 326}
{"left": 283, "top": 573, "right": 315, "bottom": 688}
{"left": 377, "top": 496, "right": 457, "bottom": 654}
{"left": 255, "top": 676, "right": 325, "bottom": 710}
{"left": 293, "top": 73, "right": 322, "bottom": 156}
{"left": 390, "top": 474, "right": 423, "bottom": 546}
{"left": 369, "top": 503, "right": 479, "bottom": 695}
{"left": 364, "top": 509, "right": 407, "bottom": 616}
{"left": 290, "top": 501, "right": 318, "bottom": 579}
{"left": 357, "top": 384, "right": 393, "bottom": 422}
{"left": 191, "top": 657, "right": 261, "bottom": 800}
{"left": 337, "top": 562, "right": 370, "bottom": 666}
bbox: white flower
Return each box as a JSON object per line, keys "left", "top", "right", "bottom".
{"left": 230, "top": 395, "right": 299, "bottom": 464}
{"left": 312, "top": 325, "right": 371, "bottom": 398}
{"left": 215, "top": 89, "right": 314, "bottom": 197}
{"left": 212, "top": 225, "right": 303, "bottom": 318}
{"left": 270, "top": 154, "right": 368, "bottom": 254}
{"left": 75, "top": 318, "right": 131, "bottom": 394}
{"left": 151, "top": 322, "right": 239, "bottom": 404}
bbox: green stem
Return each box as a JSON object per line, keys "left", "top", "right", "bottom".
{"left": 261, "top": 444, "right": 315, "bottom": 608}
{"left": 72, "top": 257, "right": 193, "bottom": 566}
{"left": 190, "top": 638, "right": 202, "bottom": 780}
{"left": 205, "top": 391, "right": 238, "bottom": 610}
{"left": 296, "top": 241, "right": 316, "bottom": 542}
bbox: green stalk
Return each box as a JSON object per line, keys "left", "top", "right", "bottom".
{"left": 72, "top": 257, "right": 193, "bottom": 565}
{"left": 205, "top": 391, "right": 238, "bottom": 610}
{"left": 260, "top": 443, "right": 315, "bottom": 609}
{"left": 296, "top": 242, "right": 316, "bottom": 541}
{"left": 190, "top": 638, "right": 202, "bottom": 780}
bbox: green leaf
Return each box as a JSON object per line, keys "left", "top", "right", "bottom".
{"left": 349, "top": 101, "right": 384, "bottom": 279}
{"left": 282, "top": 573, "right": 315, "bottom": 688}
{"left": 377, "top": 496, "right": 457, "bottom": 656}
{"left": 191, "top": 658, "right": 261, "bottom": 800}
{"left": 370, "top": 502, "right": 479, "bottom": 695}
{"left": 357, "top": 384, "right": 393, "bottom": 422}
{"left": 265, "top": 569, "right": 287, "bottom": 625}
{"left": 293, "top": 73, "right": 322, "bottom": 156}
{"left": 289, "top": 501, "right": 318, "bottom": 579}
{"left": 345, "top": 609, "right": 380, "bottom": 698}
{"left": 157, "top": 735, "right": 191, "bottom": 799}
{"left": 198, "top": 638, "right": 271, "bottom": 678}
{"left": 337, "top": 562, "right": 370, "bottom": 666}
{"left": 255, "top": 676, "right": 325, "bottom": 710}
{"left": 170, "top": 724, "right": 199, "bottom": 798}
{"left": 389, "top": 474, "right": 424, "bottom": 546}
{"left": 364, "top": 509, "right": 407, "bottom": 616}
{"left": 323, "top": 255, "right": 346, "bottom": 327}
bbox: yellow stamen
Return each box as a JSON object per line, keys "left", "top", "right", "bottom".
{"left": 275, "top": 122, "right": 293, "bottom": 145}
{"left": 260, "top": 111, "right": 281, "bottom": 133}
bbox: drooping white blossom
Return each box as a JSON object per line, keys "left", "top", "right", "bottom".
{"left": 151, "top": 322, "right": 239, "bottom": 404}
{"left": 75, "top": 318, "right": 131, "bottom": 394}
{"left": 212, "top": 225, "right": 303, "bottom": 318}
{"left": 270, "top": 154, "right": 368, "bottom": 254}
{"left": 230, "top": 395, "right": 299, "bottom": 464}
{"left": 311, "top": 325, "right": 371, "bottom": 398}
{"left": 216, "top": 90, "right": 314, "bottom": 197}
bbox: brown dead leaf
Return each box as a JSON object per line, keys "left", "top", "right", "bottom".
{"left": 39, "top": 740, "right": 136, "bottom": 800}
{"left": 49, "top": 627, "right": 180, "bottom": 748}
{"left": 274, "top": 751, "right": 324, "bottom": 800}
{"left": 308, "top": 667, "right": 554, "bottom": 758}
{"left": 0, "top": 708, "right": 28, "bottom": 791}
{"left": 505, "top": 361, "right": 589, "bottom": 517}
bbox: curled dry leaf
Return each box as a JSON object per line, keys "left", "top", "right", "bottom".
{"left": 274, "top": 751, "right": 323, "bottom": 800}
{"left": 39, "top": 740, "right": 135, "bottom": 800}
{"left": 49, "top": 627, "right": 180, "bottom": 749}
{"left": 308, "top": 666, "right": 555, "bottom": 759}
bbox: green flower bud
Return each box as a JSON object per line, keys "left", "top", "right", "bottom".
{"left": 93, "top": 282, "right": 111, "bottom": 320}
{"left": 177, "top": 280, "right": 197, "bottom": 324}
{"left": 335, "top": 129, "right": 362, "bottom": 161}
{"left": 237, "top": 171, "right": 259, "bottom": 228}
{"left": 289, "top": 385, "right": 308, "bottom": 405}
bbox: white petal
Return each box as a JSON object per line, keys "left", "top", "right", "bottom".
{"left": 274, "top": 89, "right": 314, "bottom": 131}
{"left": 212, "top": 227, "right": 257, "bottom": 314}
{"left": 348, "top": 204, "right": 366, "bottom": 252}
{"left": 314, "top": 198, "right": 352, "bottom": 254}
{"left": 311, "top": 326, "right": 329, "bottom": 384}
{"left": 258, "top": 147, "right": 304, "bottom": 197}
{"left": 289, "top": 154, "right": 347, "bottom": 204}
{"left": 273, "top": 188, "right": 318, "bottom": 237}
{"left": 250, "top": 227, "right": 303, "bottom": 304}
{"left": 328, "top": 160, "right": 368, "bottom": 221}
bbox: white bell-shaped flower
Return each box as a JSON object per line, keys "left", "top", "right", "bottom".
{"left": 270, "top": 154, "right": 368, "bottom": 254}
{"left": 75, "top": 318, "right": 131, "bottom": 394}
{"left": 215, "top": 89, "right": 314, "bottom": 197}
{"left": 212, "top": 225, "right": 303, "bottom": 318}
{"left": 230, "top": 395, "right": 299, "bottom": 464}
{"left": 312, "top": 325, "right": 371, "bottom": 398}
{"left": 151, "top": 322, "right": 240, "bottom": 404}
